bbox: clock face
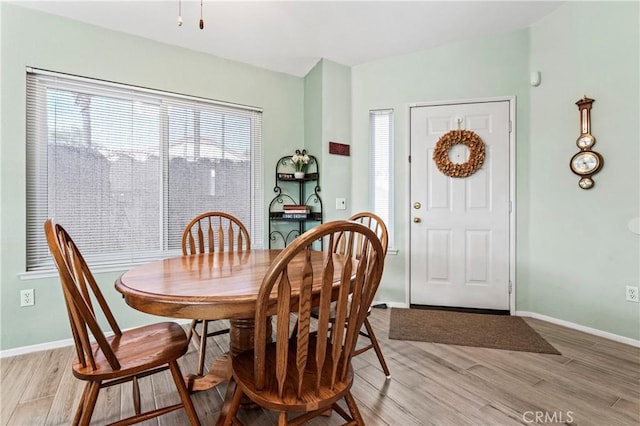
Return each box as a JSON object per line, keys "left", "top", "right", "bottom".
{"left": 570, "top": 151, "right": 601, "bottom": 175}
{"left": 577, "top": 134, "right": 595, "bottom": 149}
{"left": 579, "top": 177, "right": 594, "bottom": 189}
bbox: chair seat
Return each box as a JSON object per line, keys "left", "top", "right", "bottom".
{"left": 72, "top": 322, "right": 189, "bottom": 381}
{"left": 231, "top": 337, "right": 353, "bottom": 413}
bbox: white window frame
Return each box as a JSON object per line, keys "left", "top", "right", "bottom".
{"left": 369, "top": 109, "right": 395, "bottom": 249}
{"left": 24, "top": 68, "right": 263, "bottom": 276}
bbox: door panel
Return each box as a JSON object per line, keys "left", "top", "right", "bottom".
{"left": 410, "top": 101, "right": 511, "bottom": 310}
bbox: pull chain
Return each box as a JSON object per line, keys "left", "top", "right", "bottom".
{"left": 177, "top": 0, "right": 183, "bottom": 26}
{"left": 199, "top": 0, "right": 204, "bottom": 29}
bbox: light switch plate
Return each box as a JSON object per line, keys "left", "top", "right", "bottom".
{"left": 336, "top": 198, "right": 346, "bottom": 210}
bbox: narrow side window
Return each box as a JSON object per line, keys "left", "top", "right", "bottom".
{"left": 369, "top": 109, "right": 394, "bottom": 248}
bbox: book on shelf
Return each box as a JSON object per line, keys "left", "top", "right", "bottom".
{"left": 281, "top": 213, "right": 309, "bottom": 219}
{"left": 276, "top": 172, "right": 318, "bottom": 180}
{"left": 283, "top": 205, "right": 310, "bottom": 213}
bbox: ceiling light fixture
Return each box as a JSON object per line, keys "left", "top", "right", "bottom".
{"left": 177, "top": 0, "right": 204, "bottom": 29}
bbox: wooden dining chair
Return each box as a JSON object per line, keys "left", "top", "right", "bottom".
{"left": 341, "top": 212, "right": 391, "bottom": 378}
{"left": 181, "top": 211, "right": 251, "bottom": 376}
{"left": 305, "top": 212, "right": 391, "bottom": 378}
{"left": 216, "top": 220, "right": 385, "bottom": 426}
{"left": 44, "top": 219, "right": 200, "bottom": 426}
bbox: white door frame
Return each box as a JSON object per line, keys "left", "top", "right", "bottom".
{"left": 404, "top": 96, "right": 517, "bottom": 314}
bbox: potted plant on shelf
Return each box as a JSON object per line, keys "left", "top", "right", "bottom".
{"left": 292, "top": 149, "right": 310, "bottom": 179}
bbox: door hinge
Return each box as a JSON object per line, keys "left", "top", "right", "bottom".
{"left": 509, "top": 121, "right": 513, "bottom": 133}
{"left": 408, "top": 155, "right": 411, "bottom": 163}
{"left": 509, "top": 281, "right": 513, "bottom": 294}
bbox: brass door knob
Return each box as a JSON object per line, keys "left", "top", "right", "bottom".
{"left": 413, "top": 202, "right": 421, "bottom": 209}
{"left": 413, "top": 217, "right": 421, "bottom": 223}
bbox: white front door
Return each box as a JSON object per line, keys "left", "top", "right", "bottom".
{"left": 409, "top": 100, "right": 512, "bottom": 310}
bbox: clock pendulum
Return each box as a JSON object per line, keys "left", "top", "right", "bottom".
{"left": 570, "top": 96, "right": 603, "bottom": 189}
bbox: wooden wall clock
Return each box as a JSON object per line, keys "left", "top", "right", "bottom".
{"left": 570, "top": 96, "right": 603, "bottom": 189}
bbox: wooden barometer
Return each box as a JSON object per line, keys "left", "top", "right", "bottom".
{"left": 570, "top": 96, "right": 603, "bottom": 189}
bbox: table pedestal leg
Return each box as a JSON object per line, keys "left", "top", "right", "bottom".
{"left": 183, "top": 316, "right": 272, "bottom": 400}
{"left": 228, "top": 317, "right": 272, "bottom": 409}
{"left": 229, "top": 316, "right": 273, "bottom": 355}
{"left": 229, "top": 318, "right": 255, "bottom": 356}
{"left": 185, "top": 353, "right": 231, "bottom": 392}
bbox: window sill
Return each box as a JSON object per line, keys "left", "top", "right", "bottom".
{"left": 18, "top": 262, "right": 147, "bottom": 281}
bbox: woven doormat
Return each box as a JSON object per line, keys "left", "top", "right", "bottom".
{"left": 389, "top": 308, "right": 560, "bottom": 355}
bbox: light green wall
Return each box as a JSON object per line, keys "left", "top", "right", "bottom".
{"left": 304, "top": 59, "right": 352, "bottom": 223}
{"left": 350, "top": 1, "right": 639, "bottom": 340}
{"left": 351, "top": 29, "right": 532, "bottom": 307}
{"left": 319, "top": 60, "right": 352, "bottom": 223}
{"left": 0, "top": 3, "right": 304, "bottom": 350}
{"left": 304, "top": 60, "right": 323, "bottom": 167}
{"left": 2, "top": 1, "right": 638, "bottom": 351}
{"left": 526, "top": 1, "right": 639, "bottom": 338}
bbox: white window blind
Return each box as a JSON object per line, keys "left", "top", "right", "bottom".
{"left": 26, "top": 68, "right": 263, "bottom": 271}
{"left": 369, "top": 109, "right": 394, "bottom": 248}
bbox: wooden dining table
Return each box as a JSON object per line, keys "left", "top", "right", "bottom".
{"left": 115, "top": 248, "right": 350, "bottom": 392}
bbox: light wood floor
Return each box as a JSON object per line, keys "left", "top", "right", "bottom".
{"left": 1, "top": 308, "right": 639, "bottom": 425}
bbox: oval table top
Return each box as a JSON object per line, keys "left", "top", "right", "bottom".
{"left": 115, "top": 249, "right": 347, "bottom": 321}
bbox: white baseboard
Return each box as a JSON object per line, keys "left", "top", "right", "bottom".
{"left": 516, "top": 311, "right": 640, "bottom": 348}
{"left": 0, "top": 337, "right": 75, "bottom": 358}
{"left": 3, "top": 310, "right": 637, "bottom": 357}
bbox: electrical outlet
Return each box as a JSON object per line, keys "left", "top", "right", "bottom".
{"left": 626, "top": 286, "right": 639, "bottom": 303}
{"left": 20, "top": 289, "right": 35, "bottom": 307}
